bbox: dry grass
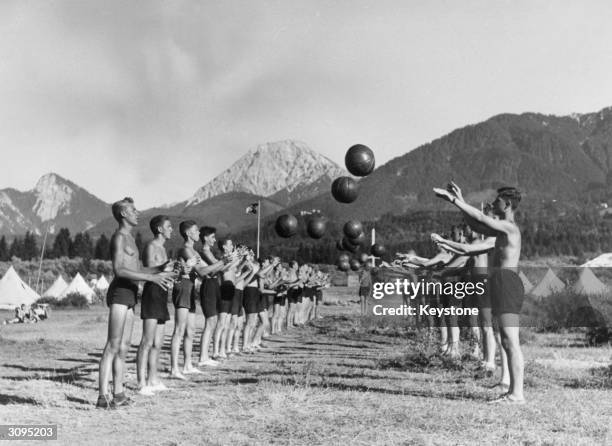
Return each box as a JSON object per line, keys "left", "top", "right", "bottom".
{"left": 1, "top": 287, "right": 612, "bottom": 445}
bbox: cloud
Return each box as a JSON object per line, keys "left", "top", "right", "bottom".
{"left": 2, "top": 0, "right": 612, "bottom": 207}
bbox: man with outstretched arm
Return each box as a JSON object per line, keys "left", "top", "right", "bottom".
{"left": 434, "top": 183, "right": 525, "bottom": 403}
{"left": 97, "top": 198, "right": 174, "bottom": 409}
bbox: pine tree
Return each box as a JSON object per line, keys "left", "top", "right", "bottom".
{"left": 51, "top": 228, "right": 72, "bottom": 258}
{"left": 9, "top": 236, "right": 24, "bottom": 259}
{"left": 0, "top": 235, "right": 7, "bottom": 261}
{"left": 94, "top": 234, "right": 111, "bottom": 260}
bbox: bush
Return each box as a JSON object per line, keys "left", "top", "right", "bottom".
{"left": 36, "top": 296, "right": 60, "bottom": 306}
{"left": 50, "top": 292, "right": 90, "bottom": 308}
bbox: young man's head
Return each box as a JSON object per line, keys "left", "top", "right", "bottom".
{"left": 217, "top": 238, "right": 233, "bottom": 254}
{"left": 111, "top": 197, "right": 137, "bottom": 226}
{"left": 451, "top": 225, "right": 464, "bottom": 243}
{"left": 150, "top": 215, "right": 172, "bottom": 240}
{"left": 493, "top": 187, "right": 521, "bottom": 217}
{"left": 199, "top": 226, "right": 216, "bottom": 246}
{"left": 290, "top": 260, "right": 299, "bottom": 271}
{"left": 179, "top": 220, "right": 198, "bottom": 242}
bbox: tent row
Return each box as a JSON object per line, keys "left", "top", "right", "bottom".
{"left": 0, "top": 266, "right": 110, "bottom": 309}
{"left": 525, "top": 267, "right": 609, "bottom": 298}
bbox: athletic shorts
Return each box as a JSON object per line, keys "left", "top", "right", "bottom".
{"left": 230, "top": 288, "right": 243, "bottom": 316}
{"left": 471, "top": 274, "right": 490, "bottom": 309}
{"left": 266, "top": 293, "right": 275, "bottom": 308}
{"left": 201, "top": 277, "right": 221, "bottom": 318}
{"left": 287, "top": 288, "right": 299, "bottom": 304}
{"left": 303, "top": 286, "right": 314, "bottom": 298}
{"left": 315, "top": 289, "right": 323, "bottom": 304}
{"left": 490, "top": 269, "right": 524, "bottom": 316}
{"left": 258, "top": 291, "right": 268, "bottom": 312}
{"left": 218, "top": 280, "right": 235, "bottom": 314}
{"left": 274, "top": 293, "right": 286, "bottom": 306}
{"left": 359, "top": 286, "right": 371, "bottom": 297}
{"left": 106, "top": 278, "right": 139, "bottom": 309}
{"left": 243, "top": 286, "right": 260, "bottom": 314}
{"left": 141, "top": 282, "right": 170, "bottom": 323}
{"left": 172, "top": 278, "right": 196, "bottom": 313}
{"left": 441, "top": 276, "right": 463, "bottom": 307}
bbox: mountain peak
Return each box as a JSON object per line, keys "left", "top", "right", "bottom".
{"left": 186, "top": 140, "right": 345, "bottom": 206}
{"left": 32, "top": 173, "right": 75, "bottom": 222}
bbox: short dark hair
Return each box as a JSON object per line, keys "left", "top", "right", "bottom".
{"left": 217, "top": 238, "right": 232, "bottom": 250}
{"left": 199, "top": 226, "right": 216, "bottom": 242}
{"left": 179, "top": 220, "right": 197, "bottom": 240}
{"left": 149, "top": 215, "right": 170, "bottom": 235}
{"left": 497, "top": 187, "right": 522, "bottom": 210}
{"left": 111, "top": 197, "right": 134, "bottom": 223}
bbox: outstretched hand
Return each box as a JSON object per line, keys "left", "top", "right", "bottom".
{"left": 447, "top": 181, "right": 464, "bottom": 202}
{"left": 433, "top": 187, "right": 454, "bottom": 202}
{"left": 430, "top": 233, "right": 444, "bottom": 244}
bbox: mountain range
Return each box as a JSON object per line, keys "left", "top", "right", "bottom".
{"left": 3, "top": 106, "right": 612, "bottom": 239}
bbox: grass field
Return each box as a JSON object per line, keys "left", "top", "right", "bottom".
{"left": 1, "top": 287, "right": 611, "bottom": 446}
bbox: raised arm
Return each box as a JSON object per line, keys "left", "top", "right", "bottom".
{"left": 434, "top": 183, "right": 516, "bottom": 236}
{"left": 431, "top": 233, "right": 496, "bottom": 255}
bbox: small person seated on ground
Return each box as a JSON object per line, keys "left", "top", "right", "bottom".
{"left": 33, "top": 304, "right": 48, "bottom": 320}
{"left": 4, "top": 304, "right": 27, "bottom": 324}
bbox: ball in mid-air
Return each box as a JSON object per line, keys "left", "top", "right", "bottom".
{"left": 345, "top": 144, "right": 375, "bottom": 177}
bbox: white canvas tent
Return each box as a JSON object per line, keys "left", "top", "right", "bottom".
{"left": 95, "top": 275, "right": 110, "bottom": 291}
{"left": 59, "top": 273, "right": 96, "bottom": 303}
{"left": 581, "top": 253, "right": 612, "bottom": 267}
{"left": 518, "top": 271, "right": 534, "bottom": 294}
{"left": 530, "top": 268, "right": 565, "bottom": 298}
{"left": 572, "top": 268, "right": 608, "bottom": 295}
{"left": 0, "top": 266, "right": 40, "bottom": 310}
{"left": 44, "top": 275, "right": 68, "bottom": 298}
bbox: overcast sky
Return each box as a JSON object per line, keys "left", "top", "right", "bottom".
{"left": 2, "top": 0, "right": 612, "bottom": 208}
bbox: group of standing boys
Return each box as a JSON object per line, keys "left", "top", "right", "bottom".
{"left": 96, "top": 197, "right": 329, "bottom": 409}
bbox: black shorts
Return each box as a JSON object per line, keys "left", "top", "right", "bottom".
{"left": 106, "top": 279, "right": 138, "bottom": 309}
{"left": 218, "top": 281, "right": 235, "bottom": 314}
{"left": 303, "top": 287, "right": 314, "bottom": 298}
{"left": 315, "top": 289, "right": 323, "bottom": 304}
{"left": 201, "top": 277, "right": 221, "bottom": 318}
{"left": 274, "top": 293, "right": 286, "bottom": 306}
{"left": 359, "top": 286, "right": 371, "bottom": 297}
{"left": 472, "top": 274, "right": 490, "bottom": 309}
{"left": 231, "top": 288, "right": 243, "bottom": 316}
{"left": 490, "top": 269, "right": 524, "bottom": 316}
{"left": 243, "top": 286, "right": 260, "bottom": 314}
{"left": 287, "top": 288, "right": 299, "bottom": 304}
{"left": 141, "top": 282, "right": 170, "bottom": 323}
{"left": 441, "top": 276, "right": 463, "bottom": 307}
{"left": 258, "top": 291, "right": 268, "bottom": 312}
{"left": 172, "top": 278, "right": 196, "bottom": 313}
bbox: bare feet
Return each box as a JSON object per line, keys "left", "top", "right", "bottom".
{"left": 170, "top": 371, "right": 187, "bottom": 380}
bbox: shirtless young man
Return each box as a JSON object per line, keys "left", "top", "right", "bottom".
{"left": 226, "top": 245, "right": 255, "bottom": 356}
{"left": 198, "top": 227, "right": 237, "bottom": 366}
{"left": 241, "top": 250, "right": 262, "bottom": 353}
{"left": 251, "top": 257, "right": 279, "bottom": 349}
{"left": 136, "top": 215, "right": 174, "bottom": 395}
{"left": 435, "top": 183, "right": 525, "bottom": 403}
{"left": 404, "top": 239, "right": 469, "bottom": 358}
{"left": 171, "top": 221, "right": 222, "bottom": 378}
{"left": 285, "top": 261, "right": 301, "bottom": 329}
{"left": 97, "top": 198, "right": 174, "bottom": 409}
{"left": 432, "top": 206, "right": 498, "bottom": 372}
{"left": 212, "top": 238, "right": 245, "bottom": 359}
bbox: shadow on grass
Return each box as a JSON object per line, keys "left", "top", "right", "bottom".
{"left": 564, "top": 365, "right": 612, "bottom": 389}
{"left": 1, "top": 363, "right": 97, "bottom": 391}
{"left": 0, "top": 393, "right": 41, "bottom": 405}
